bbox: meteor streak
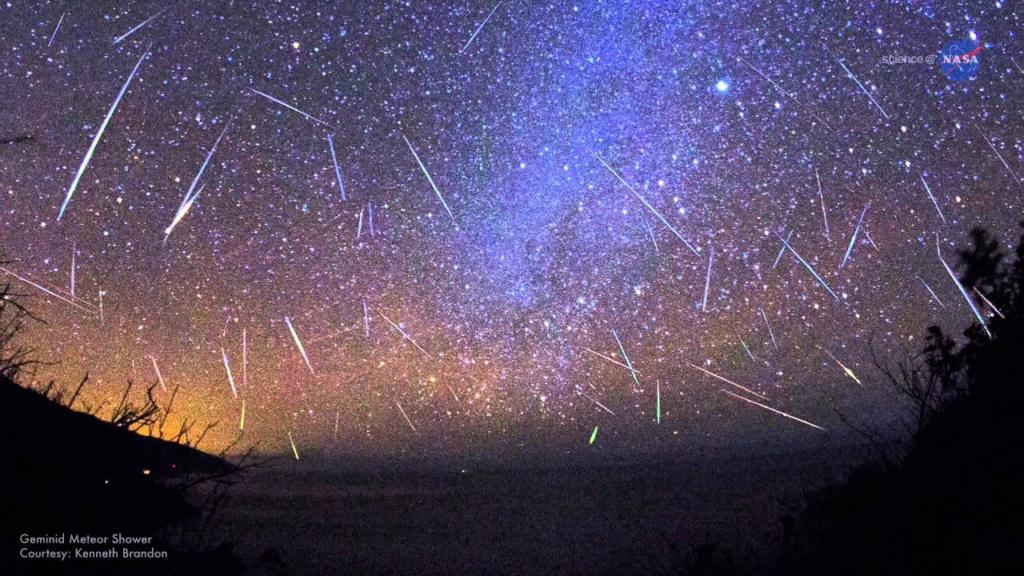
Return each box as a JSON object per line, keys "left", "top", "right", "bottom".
{"left": 840, "top": 203, "right": 870, "bottom": 269}
{"left": 287, "top": 432, "right": 300, "bottom": 460}
{"left": 612, "top": 329, "right": 641, "bottom": 392}
{"left": 759, "top": 308, "right": 778, "bottom": 350}
{"left": 773, "top": 230, "right": 793, "bottom": 268}
{"left": 580, "top": 391, "right": 616, "bottom": 415}
{"left": 583, "top": 347, "right": 641, "bottom": 375}
{"left": 403, "top": 135, "right": 456, "bottom": 223}
{"left": 460, "top": 1, "right": 503, "bottom": 54}
{"left": 720, "top": 390, "right": 826, "bottom": 431}
{"left": 684, "top": 361, "right": 768, "bottom": 400}
{"left": 937, "top": 236, "right": 991, "bottom": 338}
{"left": 919, "top": 277, "right": 945, "bottom": 308}
{"left": 59, "top": 46, "right": 150, "bottom": 221}
{"left": 776, "top": 233, "right": 841, "bottom": 301}
{"left": 376, "top": 308, "right": 433, "bottom": 359}
{"left": 327, "top": 134, "right": 347, "bottom": 200}
{"left": 589, "top": 425, "right": 599, "bottom": 445}
{"left": 815, "top": 169, "right": 830, "bottom": 242}
{"left": 974, "top": 288, "right": 1005, "bottom": 319}
{"left": 149, "top": 356, "right": 167, "bottom": 391}
{"left": 833, "top": 53, "right": 889, "bottom": 120}
{"left": 113, "top": 6, "right": 170, "bottom": 44}
{"left": 920, "top": 176, "right": 946, "bottom": 224}
{"left": 247, "top": 87, "right": 336, "bottom": 129}
{"left": 239, "top": 400, "right": 246, "bottom": 431}
{"left": 822, "top": 348, "right": 862, "bottom": 385}
{"left": 221, "top": 347, "right": 238, "bottom": 398}
{"left": 590, "top": 150, "right": 700, "bottom": 256}
{"left": 284, "top": 316, "right": 316, "bottom": 375}
{"left": 396, "top": 400, "right": 417, "bottom": 432}
{"left": 48, "top": 12, "right": 65, "bottom": 47}
{"left": 0, "top": 266, "right": 94, "bottom": 314}
{"left": 702, "top": 245, "right": 714, "bottom": 310}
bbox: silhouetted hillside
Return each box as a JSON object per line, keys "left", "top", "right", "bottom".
{"left": 0, "top": 374, "right": 245, "bottom": 575}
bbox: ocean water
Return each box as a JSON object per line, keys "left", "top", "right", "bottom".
{"left": 215, "top": 448, "right": 866, "bottom": 575}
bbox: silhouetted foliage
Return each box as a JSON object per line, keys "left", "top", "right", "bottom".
{"left": 792, "top": 224, "right": 1024, "bottom": 575}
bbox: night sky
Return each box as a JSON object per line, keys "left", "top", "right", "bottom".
{"left": 0, "top": 1, "right": 1020, "bottom": 459}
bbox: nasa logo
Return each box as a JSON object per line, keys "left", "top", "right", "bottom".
{"left": 940, "top": 39, "right": 983, "bottom": 81}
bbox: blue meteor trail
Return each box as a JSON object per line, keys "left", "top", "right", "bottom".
{"left": 776, "top": 232, "right": 841, "bottom": 301}
{"left": 58, "top": 47, "right": 150, "bottom": 221}
{"left": 840, "top": 203, "right": 870, "bottom": 269}
{"left": 327, "top": 134, "right": 347, "bottom": 201}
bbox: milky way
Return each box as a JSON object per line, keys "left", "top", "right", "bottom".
{"left": 0, "top": 1, "right": 1020, "bottom": 459}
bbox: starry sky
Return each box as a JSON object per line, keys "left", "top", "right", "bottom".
{"left": 0, "top": 0, "right": 1020, "bottom": 460}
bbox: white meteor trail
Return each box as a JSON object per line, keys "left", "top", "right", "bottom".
{"left": 48, "top": 13, "right": 65, "bottom": 47}
{"left": 376, "top": 308, "right": 433, "bottom": 359}
{"left": 287, "top": 432, "right": 300, "bottom": 460}
{"left": 396, "top": 400, "right": 417, "bottom": 432}
{"left": 165, "top": 117, "right": 232, "bottom": 241}
{"left": 579, "top": 391, "right": 616, "bottom": 415}
{"left": 702, "top": 245, "right": 714, "bottom": 310}
{"left": 327, "top": 134, "right": 347, "bottom": 200}
{"left": 720, "top": 389, "right": 826, "bottom": 431}
{"left": 113, "top": 6, "right": 170, "bottom": 44}
{"left": 833, "top": 54, "right": 889, "bottom": 120}
{"left": 815, "top": 169, "right": 830, "bottom": 242}
{"left": 221, "top": 347, "right": 238, "bottom": 398}
{"left": 149, "top": 356, "right": 167, "bottom": 391}
{"left": 0, "top": 266, "right": 94, "bottom": 313}
{"left": 974, "top": 287, "right": 1005, "bottom": 319}
{"left": 239, "top": 400, "right": 246, "bottom": 431}
{"left": 403, "top": 135, "right": 456, "bottom": 223}
{"left": 919, "top": 277, "right": 945, "bottom": 308}
{"left": 247, "top": 87, "right": 336, "bottom": 129}
{"left": 70, "top": 243, "right": 76, "bottom": 298}
{"left": 976, "top": 126, "right": 1022, "bottom": 186}
{"left": 684, "top": 361, "right": 768, "bottom": 400}
{"left": 937, "top": 236, "right": 991, "bottom": 338}
{"left": 776, "top": 233, "right": 841, "bottom": 301}
{"left": 840, "top": 203, "right": 870, "bottom": 269}
{"left": 583, "top": 347, "right": 641, "bottom": 375}
{"left": 368, "top": 201, "right": 376, "bottom": 236}
{"left": 590, "top": 149, "right": 700, "bottom": 256}
{"left": 612, "top": 329, "right": 641, "bottom": 392}
{"left": 59, "top": 46, "right": 150, "bottom": 221}
{"left": 362, "top": 300, "right": 371, "bottom": 339}
{"left": 822, "top": 348, "right": 862, "bottom": 386}
{"left": 284, "top": 316, "right": 315, "bottom": 375}
{"left": 773, "top": 230, "right": 793, "bottom": 268}
{"left": 460, "top": 1, "right": 503, "bottom": 54}
{"left": 759, "top": 308, "right": 778, "bottom": 350}
{"left": 920, "top": 176, "right": 946, "bottom": 224}
{"left": 356, "top": 205, "right": 365, "bottom": 240}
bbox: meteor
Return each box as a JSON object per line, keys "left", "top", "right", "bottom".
{"left": 403, "top": 135, "right": 456, "bottom": 224}
{"left": 937, "top": 236, "right": 991, "bottom": 338}
{"left": 327, "top": 134, "right": 347, "bottom": 201}
{"left": 702, "top": 245, "right": 714, "bottom": 310}
{"left": 772, "top": 230, "right": 793, "bottom": 268}
{"left": 822, "top": 348, "right": 862, "bottom": 386}
{"left": 113, "top": 6, "right": 170, "bottom": 44}
{"left": 59, "top": 46, "right": 150, "bottom": 221}
{"left": 287, "top": 432, "right": 300, "bottom": 460}
{"left": 590, "top": 150, "right": 700, "bottom": 256}
{"left": 720, "top": 390, "right": 826, "bottom": 431}
{"left": 920, "top": 176, "right": 946, "bottom": 224}
{"left": 284, "top": 316, "right": 316, "bottom": 375}
{"left": 247, "top": 87, "right": 336, "bottom": 129}
{"left": 776, "top": 232, "right": 841, "bottom": 301}
{"left": 589, "top": 425, "right": 599, "bottom": 445}
{"left": 0, "top": 266, "right": 94, "bottom": 314}
{"left": 918, "top": 277, "right": 945, "bottom": 308}
{"left": 840, "top": 203, "right": 870, "bottom": 269}
{"left": 149, "top": 356, "right": 167, "bottom": 391}
{"left": 655, "top": 381, "right": 661, "bottom": 424}
{"left": 221, "top": 347, "right": 238, "bottom": 398}
{"left": 580, "top": 391, "right": 616, "bottom": 415}
{"left": 376, "top": 308, "right": 433, "bottom": 359}
{"left": 396, "top": 400, "right": 417, "bottom": 432}
{"left": 165, "top": 118, "right": 233, "bottom": 242}
{"left": 833, "top": 53, "right": 889, "bottom": 120}
{"left": 460, "top": 1, "right": 503, "bottom": 54}
{"left": 612, "top": 329, "right": 641, "bottom": 392}
{"left": 973, "top": 287, "right": 1005, "bottom": 320}
{"left": 815, "top": 168, "right": 830, "bottom": 242}
{"left": 48, "top": 12, "right": 65, "bottom": 47}
{"left": 759, "top": 308, "right": 778, "bottom": 350}
{"left": 684, "top": 361, "right": 768, "bottom": 400}
{"left": 239, "top": 400, "right": 246, "bottom": 431}
{"left": 582, "top": 347, "right": 641, "bottom": 375}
